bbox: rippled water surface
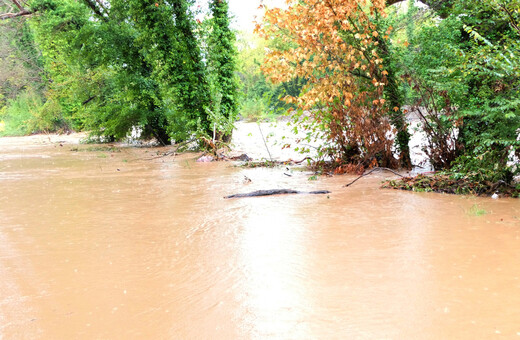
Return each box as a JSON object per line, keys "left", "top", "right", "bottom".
{"left": 0, "top": 135, "right": 519, "bottom": 339}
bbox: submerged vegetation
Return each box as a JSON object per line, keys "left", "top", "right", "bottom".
{"left": 0, "top": 0, "right": 518, "bottom": 196}
{"left": 383, "top": 174, "right": 520, "bottom": 198}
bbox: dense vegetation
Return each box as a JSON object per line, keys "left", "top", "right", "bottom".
{"left": 0, "top": 0, "right": 238, "bottom": 144}
{"left": 259, "top": 0, "right": 519, "bottom": 196}
{"left": 0, "top": 0, "right": 518, "bottom": 195}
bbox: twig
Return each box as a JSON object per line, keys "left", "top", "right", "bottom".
{"left": 0, "top": 9, "right": 31, "bottom": 20}
{"left": 257, "top": 124, "right": 273, "bottom": 162}
{"left": 490, "top": 180, "right": 507, "bottom": 193}
{"left": 153, "top": 131, "right": 167, "bottom": 147}
{"left": 344, "top": 167, "right": 404, "bottom": 187}
{"left": 293, "top": 156, "right": 312, "bottom": 164}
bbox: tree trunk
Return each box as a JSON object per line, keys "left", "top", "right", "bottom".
{"left": 375, "top": 33, "right": 412, "bottom": 169}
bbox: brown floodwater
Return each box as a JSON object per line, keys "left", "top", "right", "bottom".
{"left": 0, "top": 136, "right": 519, "bottom": 339}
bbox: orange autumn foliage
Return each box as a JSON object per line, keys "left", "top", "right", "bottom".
{"left": 257, "top": 0, "right": 397, "bottom": 170}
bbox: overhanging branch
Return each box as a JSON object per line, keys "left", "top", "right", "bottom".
{"left": 0, "top": 0, "right": 32, "bottom": 20}
{"left": 386, "top": 0, "right": 455, "bottom": 18}
{"left": 10, "top": 0, "right": 24, "bottom": 11}
{"left": 81, "top": 0, "right": 109, "bottom": 21}
{"left": 0, "top": 9, "right": 31, "bottom": 20}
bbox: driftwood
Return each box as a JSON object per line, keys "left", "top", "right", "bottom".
{"left": 292, "top": 156, "right": 313, "bottom": 164}
{"left": 224, "top": 189, "right": 330, "bottom": 199}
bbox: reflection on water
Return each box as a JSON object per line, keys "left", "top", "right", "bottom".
{"left": 0, "top": 139, "right": 519, "bottom": 339}
{"left": 238, "top": 199, "right": 313, "bottom": 338}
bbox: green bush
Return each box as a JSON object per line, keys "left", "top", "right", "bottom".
{"left": 0, "top": 90, "right": 69, "bottom": 136}
{"left": 0, "top": 90, "right": 42, "bottom": 136}
{"left": 239, "top": 97, "right": 268, "bottom": 121}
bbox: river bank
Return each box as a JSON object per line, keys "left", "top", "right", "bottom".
{"left": 1, "top": 120, "right": 518, "bottom": 199}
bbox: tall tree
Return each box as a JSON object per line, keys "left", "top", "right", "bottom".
{"left": 123, "top": 0, "right": 212, "bottom": 141}
{"left": 392, "top": 0, "right": 519, "bottom": 184}
{"left": 19, "top": 0, "right": 214, "bottom": 143}
{"left": 0, "top": 15, "right": 44, "bottom": 104}
{"left": 207, "top": 0, "right": 239, "bottom": 140}
{"left": 259, "top": 0, "right": 408, "bottom": 169}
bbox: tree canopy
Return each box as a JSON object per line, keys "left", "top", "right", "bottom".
{"left": 257, "top": 0, "right": 519, "bottom": 193}
{"left": 1, "top": 0, "right": 239, "bottom": 143}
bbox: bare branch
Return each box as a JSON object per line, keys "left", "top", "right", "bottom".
{"left": 10, "top": 0, "right": 23, "bottom": 11}
{"left": 0, "top": 9, "right": 31, "bottom": 20}
{"left": 94, "top": 0, "right": 108, "bottom": 13}
{"left": 81, "top": 0, "right": 108, "bottom": 21}
{"left": 344, "top": 167, "right": 404, "bottom": 188}
{"left": 497, "top": 3, "right": 520, "bottom": 36}
{"left": 0, "top": 0, "right": 32, "bottom": 20}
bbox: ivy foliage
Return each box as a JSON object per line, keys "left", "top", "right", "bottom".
{"left": 0, "top": 10, "right": 49, "bottom": 135}
{"left": 390, "top": 0, "right": 520, "bottom": 190}
{"left": 20, "top": 0, "right": 238, "bottom": 143}
{"left": 206, "top": 0, "right": 239, "bottom": 139}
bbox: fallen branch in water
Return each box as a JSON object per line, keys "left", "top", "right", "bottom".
{"left": 344, "top": 167, "right": 404, "bottom": 188}
{"left": 224, "top": 189, "right": 330, "bottom": 199}
{"left": 292, "top": 156, "right": 313, "bottom": 164}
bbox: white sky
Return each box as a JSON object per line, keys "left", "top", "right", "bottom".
{"left": 223, "top": 0, "right": 425, "bottom": 31}
{"left": 197, "top": 0, "right": 285, "bottom": 32}
{"left": 228, "top": 0, "right": 262, "bottom": 31}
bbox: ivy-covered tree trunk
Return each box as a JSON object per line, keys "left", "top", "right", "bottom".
{"left": 208, "top": 0, "right": 238, "bottom": 141}
{"left": 144, "top": 103, "right": 170, "bottom": 146}
{"left": 125, "top": 0, "right": 212, "bottom": 140}
{"left": 170, "top": 0, "right": 212, "bottom": 137}
{"left": 376, "top": 36, "right": 412, "bottom": 169}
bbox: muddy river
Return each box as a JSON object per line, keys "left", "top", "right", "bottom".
{"left": 0, "top": 132, "right": 519, "bottom": 339}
